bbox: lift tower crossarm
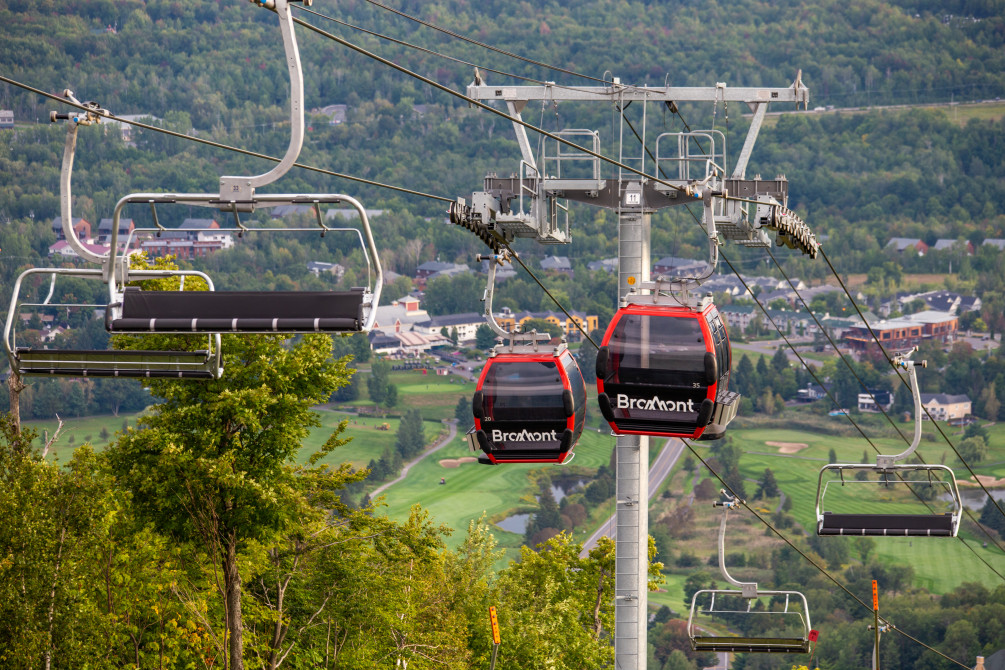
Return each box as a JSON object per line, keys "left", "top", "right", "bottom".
{"left": 466, "top": 81, "right": 809, "bottom": 107}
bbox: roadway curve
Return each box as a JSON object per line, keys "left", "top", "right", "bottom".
{"left": 579, "top": 437, "right": 686, "bottom": 557}
{"left": 370, "top": 419, "right": 458, "bottom": 498}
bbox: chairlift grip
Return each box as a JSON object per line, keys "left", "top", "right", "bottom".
{"left": 220, "top": 0, "right": 305, "bottom": 204}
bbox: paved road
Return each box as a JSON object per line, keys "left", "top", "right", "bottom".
{"left": 370, "top": 419, "right": 458, "bottom": 498}
{"left": 579, "top": 437, "right": 686, "bottom": 557}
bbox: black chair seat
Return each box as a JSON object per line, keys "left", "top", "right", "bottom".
{"left": 15, "top": 348, "right": 216, "bottom": 379}
{"left": 819, "top": 512, "right": 954, "bottom": 536}
{"left": 692, "top": 636, "right": 809, "bottom": 654}
{"left": 110, "top": 288, "right": 365, "bottom": 333}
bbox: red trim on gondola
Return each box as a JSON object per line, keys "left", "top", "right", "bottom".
{"left": 597, "top": 301, "right": 725, "bottom": 439}
{"left": 473, "top": 349, "right": 585, "bottom": 464}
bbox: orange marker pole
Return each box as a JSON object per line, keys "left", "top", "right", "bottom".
{"left": 872, "top": 580, "right": 880, "bottom": 670}
{"left": 489, "top": 606, "right": 501, "bottom": 670}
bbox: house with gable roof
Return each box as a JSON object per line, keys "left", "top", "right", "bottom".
{"left": 51, "top": 216, "right": 92, "bottom": 242}
{"left": 886, "top": 237, "right": 928, "bottom": 255}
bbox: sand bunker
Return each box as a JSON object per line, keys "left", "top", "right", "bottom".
{"left": 766, "top": 441, "right": 809, "bottom": 454}
{"left": 439, "top": 457, "right": 478, "bottom": 468}
{"left": 959, "top": 474, "right": 1005, "bottom": 488}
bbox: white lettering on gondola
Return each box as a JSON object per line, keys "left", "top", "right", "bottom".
{"left": 491, "top": 429, "right": 559, "bottom": 442}
{"left": 615, "top": 394, "right": 696, "bottom": 413}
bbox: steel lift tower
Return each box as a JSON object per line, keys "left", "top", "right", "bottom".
{"left": 454, "top": 75, "right": 815, "bottom": 670}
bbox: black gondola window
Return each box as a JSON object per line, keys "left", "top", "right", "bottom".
{"left": 610, "top": 313, "right": 706, "bottom": 385}
{"left": 482, "top": 361, "right": 566, "bottom": 423}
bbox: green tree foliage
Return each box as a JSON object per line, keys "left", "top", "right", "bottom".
{"left": 524, "top": 481, "right": 563, "bottom": 547}
{"left": 978, "top": 498, "right": 1005, "bottom": 538}
{"left": 395, "top": 408, "right": 425, "bottom": 459}
{"left": 367, "top": 357, "right": 392, "bottom": 405}
{"left": 105, "top": 330, "right": 354, "bottom": 669}
{"left": 475, "top": 323, "right": 498, "bottom": 349}
{"left": 332, "top": 331, "right": 371, "bottom": 364}
{"left": 454, "top": 395, "right": 471, "bottom": 425}
{"left": 519, "top": 317, "right": 563, "bottom": 339}
{"left": 957, "top": 435, "right": 989, "bottom": 464}
{"left": 383, "top": 382, "right": 399, "bottom": 408}
{"left": 754, "top": 468, "right": 780, "bottom": 499}
{"left": 493, "top": 534, "right": 616, "bottom": 670}
{"left": 424, "top": 274, "right": 484, "bottom": 316}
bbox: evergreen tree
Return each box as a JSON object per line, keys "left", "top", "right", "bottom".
{"left": 367, "top": 358, "right": 391, "bottom": 405}
{"left": 978, "top": 498, "right": 1005, "bottom": 537}
{"left": 331, "top": 371, "right": 361, "bottom": 402}
{"left": 383, "top": 383, "right": 399, "bottom": 409}
{"left": 771, "top": 347, "right": 789, "bottom": 374}
{"left": 735, "top": 354, "right": 755, "bottom": 397}
{"left": 455, "top": 396, "right": 471, "bottom": 424}
{"left": 395, "top": 409, "right": 425, "bottom": 459}
{"left": 755, "top": 468, "right": 780, "bottom": 499}
{"left": 475, "top": 323, "right": 498, "bottom": 350}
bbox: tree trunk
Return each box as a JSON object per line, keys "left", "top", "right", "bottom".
{"left": 44, "top": 525, "right": 67, "bottom": 670}
{"left": 8, "top": 371, "right": 24, "bottom": 434}
{"left": 223, "top": 539, "right": 244, "bottom": 670}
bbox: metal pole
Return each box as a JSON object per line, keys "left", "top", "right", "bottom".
{"left": 615, "top": 195, "right": 650, "bottom": 669}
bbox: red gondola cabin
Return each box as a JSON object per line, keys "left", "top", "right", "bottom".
{"left": 472, "top": 345, "right": 587, "bottom": 464}
{"left": 596, "top": 295, "right": 739, "bottom": 439}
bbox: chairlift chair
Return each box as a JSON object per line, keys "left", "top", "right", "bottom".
{"left": 103, "top": 194, "right": 382, "bottom": 334}
{"left": 815, "top": 351, "right": 962, "bottom": 537}
{"left": 467, "top": 255, "right": 587, "bottom": 464}
{"left": 5, "top": 268, "right": 222, "bottom": 379}
{"left": 688, "top": 492, "right": 815, "bottom": 654}
{"left": 596, "top": 285, "right": 739, "bottom": 439}
{"left": 4, "top": 97, "right": 221, "bottom": 380}
{"left": 101, "top": 0, "right": 382, "bottom": 334}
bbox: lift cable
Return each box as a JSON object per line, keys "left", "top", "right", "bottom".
{"left": 9, "top": 4, "right": 999, "bottom": 546}
{"left": 764, "top": 245, "right": 1005, "bottom": 554}
{"left": 820, "top": 247, "right": 1005, "bottom": 524}
{"left": 298, "top": 6, "right": 620, "bottom": 97}
{"left": 358, "top": 0, "right": 613, "bottom": 85}
{"left": 681, "top": 437, "right": 976, "bottom": 670}
{"left": 287, "top": 13, "right": 699, "bottom": 197}
{"left": 718, "top": 251, "right": 1005, "bottom": 572}
{"left": 0, "top": 74, "right": 453, "bottom": 205}
{"left": 499, "top": 242, "right": 599, "bottom": 350}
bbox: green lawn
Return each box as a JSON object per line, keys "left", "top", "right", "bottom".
{"left": 725, "top": 426, "right": 1005, "bottom": 594}
{"left": 375, "top": 428, "right": 618, "bottom": 562}
{"left": 24, "top": 411, "right": 145, "bottom": 461}
{"left": 343, "top": 368, "right": 476, "bottom": 422}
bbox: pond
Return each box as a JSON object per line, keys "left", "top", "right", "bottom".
{"left": 495, "top": 477, "right": 589, "bottom": 534}
{"left": 496, "top": 513, "right": 530, "bottom": 534}
{"left": 943, "top": 488, "right": 1005, "bottom": 509}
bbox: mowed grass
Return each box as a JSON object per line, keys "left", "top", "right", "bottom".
{"left": 343, "top": 368, "right": 476, "bottom": 422}
{"left": 375, "top": 428, "right": 617, "bottom": 562}
{"left": 724, "top": 426, "right": 1005, "bottom": 594}
{"left": 24, "top": 411, "right": 145, "bottom": 461}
